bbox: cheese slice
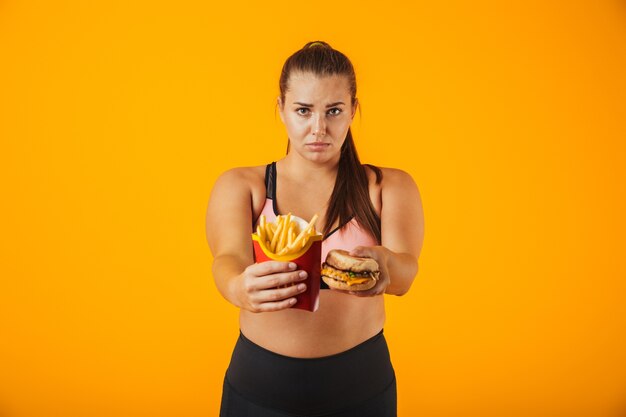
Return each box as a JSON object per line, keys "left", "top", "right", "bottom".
{"left": 346, "top": 277, "right": 370, "bottom": 286}
{"left": 321, "top": 267, "right": 373, "bottom": 286}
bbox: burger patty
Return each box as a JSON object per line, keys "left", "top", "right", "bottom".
{"left": 321, "top": 265, "right": 379, "bottom": 285}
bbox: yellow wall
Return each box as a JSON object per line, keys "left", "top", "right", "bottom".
{"left": 1, "top": 1, "right": 625, "bottom": 416}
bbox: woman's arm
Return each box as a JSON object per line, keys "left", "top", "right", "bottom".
{"left": 206, "top": 168, "right": 254, "bottom": 306}
{"left": 349, "top": 168, "right": 424, "bottom": 296}
{"left": 206, "top": 168, "right": 308, "bottom": 311}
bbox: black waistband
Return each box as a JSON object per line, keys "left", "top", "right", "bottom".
{"left": 225, "top": 329, "right": 395, "bottom": 416}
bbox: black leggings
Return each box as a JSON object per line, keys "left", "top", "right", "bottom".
{"left": 220, "top": 328, "right": 397, "bottom": 417}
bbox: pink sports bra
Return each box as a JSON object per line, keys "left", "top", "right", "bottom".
{"left": 253, "top": 162, "right": 379, "bottom": 290}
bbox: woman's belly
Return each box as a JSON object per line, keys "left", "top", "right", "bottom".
{"left": 239, "top": 291, "right": 386, "bottom": 358}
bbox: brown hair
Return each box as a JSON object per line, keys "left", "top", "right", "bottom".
{"left": 277, "top": 41, "right": 383, "bottom": 243}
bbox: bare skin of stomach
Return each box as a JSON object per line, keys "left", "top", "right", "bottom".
{"left": 239, "top": 291, "right": 386, "bottom": 358}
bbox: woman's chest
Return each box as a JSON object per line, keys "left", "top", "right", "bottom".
{"left": 275, "top": 181, "right": 333, "bottom": 226}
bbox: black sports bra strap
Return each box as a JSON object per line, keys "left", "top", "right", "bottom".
{"left": 264, "top": 162, "right": 276, "bottom": 199}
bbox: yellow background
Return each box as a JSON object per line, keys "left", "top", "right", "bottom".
{"left": 1, "top": 1, "right": 625, "bottom": 416}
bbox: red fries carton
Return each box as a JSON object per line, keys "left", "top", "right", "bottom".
{"left": 251, "top": 215, "right": 322, "bottom": 312}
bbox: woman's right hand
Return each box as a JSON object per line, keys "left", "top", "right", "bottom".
{"left": 235, "top": 261, "right": 309, "bottom": 313}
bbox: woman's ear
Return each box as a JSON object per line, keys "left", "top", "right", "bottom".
{"left": 351, "top": 98, "right": 358, "bottom": 119}
{"left": 277, "top": 96, "right": 285, "bottom": 123}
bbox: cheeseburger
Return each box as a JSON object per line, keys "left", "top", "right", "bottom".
{"left": 321, "top": 249, "right": 380, "bottom": 291}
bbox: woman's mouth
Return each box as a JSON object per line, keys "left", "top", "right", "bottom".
{"left": 306, "top": 142, "right": 331, "bottom": 151}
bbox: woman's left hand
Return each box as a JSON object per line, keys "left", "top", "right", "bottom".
{"left": 334, "top": 245, "right": 391, "bottom": 297}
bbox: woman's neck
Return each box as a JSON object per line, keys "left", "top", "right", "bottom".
{"left": 279, "top": 151, "right": 339, "bottom": 184}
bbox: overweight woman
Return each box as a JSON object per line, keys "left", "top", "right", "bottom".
{"left": 206, "top": 41, "right": 424, "bottom": 417}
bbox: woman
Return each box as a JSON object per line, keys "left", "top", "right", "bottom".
{"left": 206, "top": 41, "right": 424, "bottom": 417}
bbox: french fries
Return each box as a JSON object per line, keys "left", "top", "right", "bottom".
{"left": 255, "top": 213, "right": 319, "bottom": 257}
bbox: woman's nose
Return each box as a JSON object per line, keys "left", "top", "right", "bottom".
{"left": 312, "top": 113, "right": 326, "bottom": 137}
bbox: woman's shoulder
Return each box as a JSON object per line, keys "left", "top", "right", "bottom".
{"left": 364, "top": 165, "right": 417, "bottom": 187}
{"left": 212, "top": 164, "right": 268, "bottom": 195}
{"left": 215, "top": 165, "right": 266, "bottom": 182}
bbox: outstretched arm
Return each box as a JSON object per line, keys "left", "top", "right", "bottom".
{"left": 206, "top": 168, "right": 308, "bottom": 311}
{"left": 205, "top": 168, "right": 254, "bottom": 307}
{"left": 349, "top": 168, "right": 424, "bottom": 296}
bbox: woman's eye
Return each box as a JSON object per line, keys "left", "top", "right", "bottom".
{"left": 296, "top": 107, "right": 342, "bottom": 116}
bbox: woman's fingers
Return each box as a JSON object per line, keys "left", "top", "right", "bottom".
{"left": 250, "top": 261, "right": 297, "bottom": 276}
{"left": 248, "top": 270, "right": 308, "bottom": 291}
{"left": 240, "top": 262, "right": 309, "bottom": 312}
{"left": 348, "top": 245, "right": 368, "bottom": 257}
{"left": 253, "top": 297, "right": 298, "bottom": 313}
{"left": 251, "top": 282, "right": 307, "bottom": 307}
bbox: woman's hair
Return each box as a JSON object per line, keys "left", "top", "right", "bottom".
{"left": 277, "top": 40, "right": 383, "bottom": 244}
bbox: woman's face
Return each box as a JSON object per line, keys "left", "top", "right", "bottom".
{"left": 278, "top": 72, "right": 357, "bottom": 164}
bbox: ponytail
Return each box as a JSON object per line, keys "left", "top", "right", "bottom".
{"left": 320, "top": 128, "right": 382, "bottom": 243}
